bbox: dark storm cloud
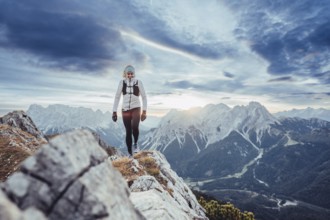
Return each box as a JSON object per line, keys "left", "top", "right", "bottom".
{"left": 268, "top": 76, "right": 293, "bottom": 82}
{"left": 251, "top": 39, "right": 296, "bottom": 74}
{"left": 314, "top": 71, "right": 330, "bottom": 85}
{"left": 289, "top": 92, "right": 330, "bottom": 101}
{"left": 292, "top": 92, "right": 330, "bottom": 96}
{"left": 165, "top": 80, "right": 195, "bottom": 89}
{"left": 0, "top": 0, "right": 145, "bottom": 72}
{"left": 0, "top": 0, "right": 233, "bottom": 73}
{"left": 150, "top": 32, "right": 234, "bottom": 59}
{"left": 225, "top": 0, "right": 330, "bottom": 84}
{"left": 309, "top": 22, "right": 330, "bottom": 48}
{"left": 223, "top": 71, "right": 235, "bottom": 78}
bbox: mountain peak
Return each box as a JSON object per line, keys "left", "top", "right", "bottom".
{"left": 247, "top": 101, "right": 264, "bottom": 108}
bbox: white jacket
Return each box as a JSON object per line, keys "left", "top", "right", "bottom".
{"left": 112, "top": 78, "right": 147, "bottom": 112}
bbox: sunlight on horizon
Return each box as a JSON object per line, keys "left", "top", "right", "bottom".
{"left": 148, "top": 93, "right": 212, "bottom": 111}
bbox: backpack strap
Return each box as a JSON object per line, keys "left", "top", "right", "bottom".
{"left": 122, "top": 80, "right": 127, "bottom": 95}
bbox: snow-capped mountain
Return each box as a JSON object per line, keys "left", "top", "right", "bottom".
{"left": 27, "top": 104, "right": 112, "bottom": 130}
{"left": 140, "top": 115, "right": 162, "bottom": 129}
{"left": 274, "top": 107, "right": 330, "bottom": 122}
{"left": 27, "top": 104, "right": 125, "bottom": 147}
{"left": 143, "top": 102, "right": 278, "bottom": 152}
{"left": 141, "top": 102, "right": 330, "bottom": 220}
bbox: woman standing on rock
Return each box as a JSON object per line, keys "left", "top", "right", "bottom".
{"left": 112, "top": 65, "right": 147, "bottom": 158}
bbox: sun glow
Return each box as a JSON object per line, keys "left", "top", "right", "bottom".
{"left": 148, "top": 93, "right": 212, "bottom": 113}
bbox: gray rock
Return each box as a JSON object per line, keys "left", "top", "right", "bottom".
{"left": 0, "top": 189, "right": 46, "bottom": 220}
{"left": 2, "top": 129, "right": 145, "bottom": 220}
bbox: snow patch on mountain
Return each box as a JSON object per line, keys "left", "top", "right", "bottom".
{"left": 284, "top": 133, "right": 300, "bottom": 147}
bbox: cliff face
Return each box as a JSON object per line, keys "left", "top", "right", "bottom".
{"left": 0, "top": 129, "right": 207, "bottom": 220}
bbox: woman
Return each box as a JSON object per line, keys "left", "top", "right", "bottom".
{"left": 112, "top": 65, "right": 147, "bottom": 157}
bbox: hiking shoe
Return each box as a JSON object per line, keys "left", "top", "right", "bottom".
{"left": 128, "top": 154, "right": 133, "bottom": 159}
{"left": 133, "top": 143, "right": 140, "bottom": 154}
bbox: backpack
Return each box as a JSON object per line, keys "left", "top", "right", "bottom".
{"left": 122, "top": 80, "right": 140, "bottom": 96}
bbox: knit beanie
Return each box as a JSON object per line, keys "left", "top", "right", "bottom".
{"left": 124, "top": 65, "right": 135, "bottom": 74}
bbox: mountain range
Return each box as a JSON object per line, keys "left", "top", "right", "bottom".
{"left": 275, "top": 107, "right": 330, "bottom": 122}
{"left": 27, "top": 104, "right": 162, "bottom": 150}
{"left": 141, "top": 102, "right": 330, "bottom": 220}
{"left": 27, "top": 104, "right": 124, "bottom": 148}
{"left": 24, "top": 102, "right": 330, "bottom": 219}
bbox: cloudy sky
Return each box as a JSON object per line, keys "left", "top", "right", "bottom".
{"left": 1, "top": 0, "right": 329, "bottom": 116}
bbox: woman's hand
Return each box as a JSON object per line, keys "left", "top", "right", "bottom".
{"left": 141, "top": 111, "right": 147, "bottom": 121}
{"left": 112, "top": 112, "right": 117, "bottom": 122}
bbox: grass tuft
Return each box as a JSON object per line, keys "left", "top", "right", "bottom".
{"left": 112, "top": 151, "right": 171, "bottom": 194}
{"left": 0, "top": 137, "right": 31, "bottom": 182}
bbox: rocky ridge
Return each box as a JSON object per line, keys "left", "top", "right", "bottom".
{"left": 1, "top": 110, "right": 46, "bottom": 141}
{"left": 114, "top": 151, "right": 207, "bottom": 219}
{"left": 0, "top": 113, "right": 208, "bottom": 220}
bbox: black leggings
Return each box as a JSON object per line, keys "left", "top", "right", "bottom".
{"left": 122, "top": 107, "right": 140, "bottom": 155}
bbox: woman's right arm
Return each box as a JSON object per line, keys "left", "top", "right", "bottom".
{"left": 112, "top": 80, "right": 123, "bottom": 112}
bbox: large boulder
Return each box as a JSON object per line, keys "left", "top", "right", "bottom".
{"left": 1, "top": 129, "right": 145, "bottom": 220}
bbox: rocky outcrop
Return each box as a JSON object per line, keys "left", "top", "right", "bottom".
{"left": 0, "top": 128, "right": 208, "bottom": 219}
{"left": 1, "top": 111, "right": 48, "bottom": 181}
{"left": 0, "top": 111, "right": 46, "bottom": 141}
{"left": 1, "top": 129, "right": 145, "bottom": 220}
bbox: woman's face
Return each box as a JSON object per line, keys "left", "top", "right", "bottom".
{"left": 127, "top": 72, "right": 134, "bottom": 79}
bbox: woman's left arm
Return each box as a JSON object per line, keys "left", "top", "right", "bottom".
{"left": 139, "top": 80, "right": 147, "bottom": 112}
